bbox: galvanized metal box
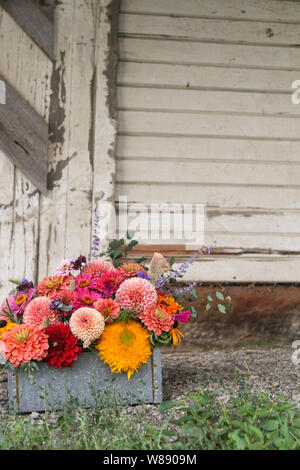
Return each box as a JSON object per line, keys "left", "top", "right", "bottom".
{"left": 7, "top": 348, "right": 162, "bottom": 413}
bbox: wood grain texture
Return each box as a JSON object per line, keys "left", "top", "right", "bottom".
{"left": 0, "top": 75, "right": 48, "bottom": 193}
{"left": 0, "top": 5, "right": 52, "bottom": 301}
{"left": 116, "top": 0, "right": 300, "bottom": 281}
{"left": 118, "top": 62, "right": 297, "bottom": 92}
{"left": 120, "top": 0, "right": 300, "bottom": 23}
{"left": 0, "top": 0, "right": 54, "bottom": 59}
{"left": 92, "top": 0, "right": 119, "bottom": 253}
{"left": 119, "top": 13, "right": 300, "bottom": 46}
{"left": 39, "top": 0, "right": 95, "bottom": 276}
{"left": 118, "top": 110, "right": 300, "bottom": 139}
{"left": 119, "top": 37, "right": 300, "bottom": 70}
{"left": 116, "top": 136, "right": 300, "bottom": 163}
{"left": 118, "top": 86, "right": 298, "bottom": 116}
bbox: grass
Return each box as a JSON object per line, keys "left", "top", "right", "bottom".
{"left": 1, "top": 373, "right": 300, "bottom": 450}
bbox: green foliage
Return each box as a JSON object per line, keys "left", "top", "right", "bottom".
{"left": 150, "top": 330, "right": 171, "bottom": 347}
{"left": 117, "top": 309, "right": 138, "bottom": 323}
{"left": 99, "top": 231, "right": 147, "bottom": 268}
{"left": 2, "top": 376, "right": 300, "bottom": 450}
{"left": 205, "top": 292, "right": 231, "bottom": 315}
{"left": 159, "top": 382, "right": 300, "bottom": 450}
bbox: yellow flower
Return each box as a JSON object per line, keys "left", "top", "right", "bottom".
{"left": 0, "top": 318, "right": 18, "bottom": 340}
{"left": 96, "top": 320, "right": 152, "bottom": 380}
{"left": 170, "top": 325, "right": 184, "bottom": 346}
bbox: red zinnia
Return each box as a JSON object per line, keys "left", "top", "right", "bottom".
{"left": 44, "top": 322, "right": 82, "bottom": 369}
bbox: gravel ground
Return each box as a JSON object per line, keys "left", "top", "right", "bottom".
{"left": 0, "top": 345, "right": 299, "bottom": 425}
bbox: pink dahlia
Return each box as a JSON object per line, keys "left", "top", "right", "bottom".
{"left": 115, "top": 278, "right": 157, "bottom": 315}
{"left": 72, "top": 288, "right": 102, "bottom": 311}
{"left": 70, "top": 307, "right": 105, "bottom": 348}
{"left": 23, "top": 297, "right": 61, "bottom": 329}
{"left": 94, "top": 271, "right": 124, "bottom": 298}
{"left": 82, "top": 259, "right": 115, "bottom": 278}
{"left": 93, "top": 298, "right": 120, "bottom": 323}
{"left": 139, "top": 304, "right": 174, "bottom": 336}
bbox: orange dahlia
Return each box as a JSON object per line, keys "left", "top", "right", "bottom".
{"left": 37, "top": 275, "right": 72, "bottom": 298}
{"left": 23, "top": 297, "right": 61, "bottom": 329}
{"left": 82, "top": 259, "right": 115, "bottom": 278}
{"left": 96, "top": 320, "right": 152, "bottom": 379}
{"left": 118, "top": 263, "right": 148, "bottom": 280}
{"left": 70, "top": 307, "right": 105, "bottom": 348}
{"left": 139, "top": 304, "right": 174, "bottom": 336}
{"left": 93, "top": 298, "right": 120, "bottom": 323}
{"left": 157, "top": 294, "right": 182, "bottom": 316}
{"left": 2, "top": 324, "right": 49, "bottom": 368}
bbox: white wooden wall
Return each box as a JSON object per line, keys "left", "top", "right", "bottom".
{"left": 116, "top": 0, "right": 300, "bottom": 281}
{"left": 0, "top": 0, "right": 117, "bottom": 300}
{"left": 0, "top": 5, "right": 52, "bottom": 299}
{"left": 1, "top": 0, "right": 300, "bottom": 294}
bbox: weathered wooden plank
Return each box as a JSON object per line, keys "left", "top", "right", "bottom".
{"left": 0, "top": 5, "right": 52, "bottom": 297}
{"left": 119, "top": 13, "right": 300, "bottom": 46}
{"left": 117, "top": 159, "right": 300, "bottom": 187}
{"left": 118, "top": 62, "right": 297, "bottom": 92}
{"left": 0, "top": 155, "right": 14, "bottom": 302}
{"left": 92, "top": 0, "right": 119, "bottom": 253}
{"left": 116, "top": 183, "right": 300, "bottom": 209}
{"left": 32, "top": 0, "right": 56, "bottom": 22}
{"left": 116, "top": 136, "right": 300, "bottom": 163}
{"left": 39, "top": 0, "right": 98, "bottom": 276}
{"left": 176, "top": 255, "right": 300, "bottom": 283}
{"left": 0, "top": 76, "right": 48, "bottom": 193}
{"left": 0, "top": 0, "right": 54, "bottom": 59}
{"left": 120, "top": 0, "right": 300, "bottom": 23}
{"left": 118, "top": 111, "right": 300, "bottom": 140}
{"left": 115, "top": 206, "right": 300, "bottom": 250}
{"left": 119, "top": 37, "right": 300, "bottom": 70}
{"left": 63, "top": 0, "right": 95, "bottom": 260}
{"left": 118, "top": 86, "right": 298, "bottom": 116}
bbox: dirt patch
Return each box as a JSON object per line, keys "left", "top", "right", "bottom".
{"left": 178, "top": 284, "right": 300, "bottom": 346}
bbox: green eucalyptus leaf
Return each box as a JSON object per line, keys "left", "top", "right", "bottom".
{"left": 126, "top": 230, "right": 135, "bottom": 240}
{"left": 216, "top": 291, "right": 224, "bottom": 301}
{"left": 217, "top": 303, "right": 227, "bottom": 314}
{"left": 125, "top": 239, "right": 138, "bottom": 253}
{"left": 109, "top": 239, "right": 124, "bottom": 250}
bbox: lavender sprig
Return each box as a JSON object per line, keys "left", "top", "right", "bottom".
{"left": 91, "top": 207, "right": 100, "bottom": 259}
{"left": 155, "top": 241, "right": 216, "bottom": 292}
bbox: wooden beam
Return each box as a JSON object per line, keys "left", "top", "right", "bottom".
{"left": 0, "top": 0, "right": 54, "bottom": 60}
{"left": 0, "top": 75, "right": 48, "bottom": 194}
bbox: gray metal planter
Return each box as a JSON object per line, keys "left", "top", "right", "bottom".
{"left": 7, "top": 348, "right": 162, "bottom": 413}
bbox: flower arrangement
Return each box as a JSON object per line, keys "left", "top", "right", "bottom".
{"left": 0, "top": 230, "right": 230, "bottom": 380}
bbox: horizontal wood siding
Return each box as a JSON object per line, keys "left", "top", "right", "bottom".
{"left": 116, "top": 0, "right": 300, "bottom": 280}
